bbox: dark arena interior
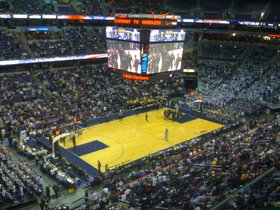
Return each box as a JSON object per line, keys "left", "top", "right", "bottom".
{"left": 0, "top": 0, "right": 280, "bottom": 210}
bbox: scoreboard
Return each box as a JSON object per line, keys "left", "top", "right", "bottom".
{"left": 106, "top": 27, "right": 185, "bottom": 43}
{"left": 106, "top": 27, "right": 140, "bottom": 42}
{"left": 149, "top": 29, "right": 186, "bottom": 42}
{"left": 106, "top": 26, "right": 186, "bottom": 75}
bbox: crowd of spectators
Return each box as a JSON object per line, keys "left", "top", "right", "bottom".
{"left": 248, "top": 45, "right": 277, "bottom": 66}
{"left": 0, "top": 62, "right": 183, "bottom": 139}
{"left": 225, "top": 170, "right": 280, "bottom": 209}
{"left": 0, "top": 27, "right": 106, "bottom": 61}
{"left": 0, "top": 143, "right": 43, "bottom": 206}
{"left": 29, "top": 39, "right": 71, "bottom": 58}
{"left": 37, "top": 63, "right": 184, "bottom": 122}
{"left": 0, "top": 71, "right": 68, "bottom": 136}
{"left": 97, "top": 114, "right": 280, "bottom": 209}
{"left": 0, "top": 31, "right": 28, "bottom": 60}
{"left": 182, "top": 60, "right": 240, "bottom": 122}
{"left": 200, "top": 42, "right": 246, "bottom": 61}
{"left": 80, "top": 189, "right": 130, "bottom": 210}
{"left": 26, "top": 28, "right": 105, "bottom": 57}
{"left": 244, "top": 64, "right": 280, "bottom": 103}
{"left": 10, "top": 0, "right": 53, "bottom": 14}
{"left": 9, "top": 0, "right": 105, "bottom": 15}
{"left": 7, "top": 0, "right": 107, "bottom": 16}
{"left": 223, "top": 44, "right": 246, "bottom": 60}
{"left": 199, "top": 41, "right": 246, "bottom": 62}
{"left": 265, "top": 71, "right": 280, "bottom": 105}
{"left": 188, "top": 44, "right": 280, "bottom": 117}
{"left": 196, "top": 61, "right": 237, "bottom": 106}
{"left": 63, "top": 27, "right": 104, "bottom": 55}
{"left": 27, "top": 31, "right": 71, "bottom": 57}
{"left": 200, "top": 42, "right": 222, "bottom": 58}
{"left": 76, "top": 0, "right": 104, "bottom": 15}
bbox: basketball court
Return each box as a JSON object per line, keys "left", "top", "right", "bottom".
{"left": 59, "top": 108, "right": 223, "bottom": 172}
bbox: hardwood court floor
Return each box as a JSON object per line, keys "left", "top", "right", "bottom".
{"left": 60, "top": 108, "right": 223, "bottom": 172}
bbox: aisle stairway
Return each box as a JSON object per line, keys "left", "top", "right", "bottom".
{"left": 15, "top": 31, "right": 35, "bottom": 58}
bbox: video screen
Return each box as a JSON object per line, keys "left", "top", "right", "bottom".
{"left": 147, "top": 42, "right": 184, "bottom": 74}
{"left": 107, "top": 40, "right": 141, "bottom": 73}
{"left": 106, "top": 27, "right": 140, "bottom": 42}
{"left": 150, "top": 29, "right": 186, "bottom": 42}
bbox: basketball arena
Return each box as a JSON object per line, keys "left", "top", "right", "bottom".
{"left": 0, "top": 1, "right": 279, "bottom": 210}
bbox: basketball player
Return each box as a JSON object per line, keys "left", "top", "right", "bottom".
{"left": 145, "top": 113, "right": 148, "bottom": 122}
{"left": 165, "top": 128, "right": 169, "bottom": 142}
{"left": 97, "top": 160, "right": 102, "bottom": 174}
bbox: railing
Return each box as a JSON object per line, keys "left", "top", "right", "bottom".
{"left": 210, "top": 167, "right": 276, "bottom": 210}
